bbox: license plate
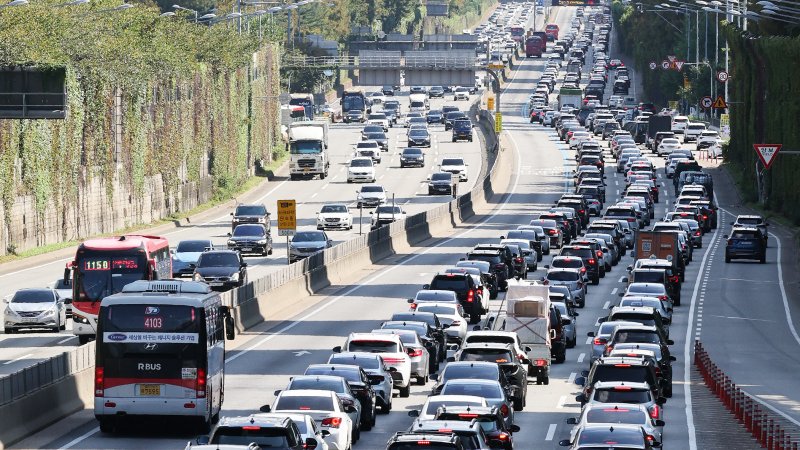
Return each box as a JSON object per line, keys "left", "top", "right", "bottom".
{"left": 241, "top": 247, "right": 252, "bottom": 252}
{"left": 21, "top": 317, "right": 38, "bottom": 323}
{"left": 138, "top": 384, "right": 161, "bottom": 396}
{"left": 303, "top": 168, "right": 311, "bottom": 173}
{"left": 209, "top": 282, "right": 223, "bottom": 287}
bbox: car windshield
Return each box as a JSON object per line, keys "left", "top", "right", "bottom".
{"left": 210, "top": 426, "right": 290, "bottom": 446}
{"left": 11, "top": 290, "right": 53, "bottom": 303}
{"left": 361, "top": 186, "right": 384, "bottom": 193}
{"left": 460, "top": 349, "right": 513, "bottom": 363}
{"left": 363, "top": 126, "right": 382, "bottom": 133}
{"left": 547, "top": 271, "right": 579, "bottom": 281}
{"left": 417, "top": 305, "right": 457, "bottom": 316}
{"left": 430, "top": 277, "right": 467, "bottom": 290}
{"left": 612, "top": 314, "right": 655, "bottom": 327}
{"left": 289, "top": 378, "right": 345, "bottom": 393}
{"left": 431, "top": 173, "right": 452, "bottom": 181}
{"left": 235, "top": 205, "right": 266, "bottom": 216}
{"left": 233, "top": 224, "right": 265, "bottom": 236}
{"left": 627, "top": 285, "right": 666, "bottom": 295}
{"left": 351, "top": 160, "right": 372, "bottom": 168}
{"left": 403, "top": 149, "right": 422, "bottom": 156}
{"left": 376, "top": 206, "right": 402, "bottom": 214}
{"left": 409, "top": 129, "right": 428, "bottom": 137}
{"left": 197, "top": 253, "right": 239, "bottom": 267}
{"left": 416, "top": 291, "right": 456, "bottom": 302}
{"left": 614, "top": 330, "right": 661, "bottom": 344}
{"left": 357, "top": 142, "right": 378, "bottom": 148}
{"left": 328, "top": 356, "right": 380, "bottom": 370}
{"left": 304, "top": 366, "right": 360, "bottom": 382}
{"left": 737, "top": 217, "right": 763, "bottom": 225}
{"left": 442, "top": 159, "right": 464, "bottom": 166}
{"left": 321, "top": 205, "right": 348, "bottom": 213}
{"left": 274, "top": 395, "right": 334, "bottom": 411}
{"left": 442, "top": 382, "right": 503, "bottom": 398}
{"left": 293, "top": 232, "right": 326, "bottom": 242}
{"left": 594, "top": 389, "right": 651, "bottom": 404}
{"left": 632, "top": 272, "right": 664, "bottom": 283}
{"left": 176, "top": 241, "right": 209, "bottom": 253}
{"left": 367, "top": 133, "right": 386, "bottom": 140}
{"left": 369, "top": 114, "right": 387, "bottom": 120}
{"left": 593, "top": 365, "right": 651, "bottom": 384}
{"left": 586, "top": 408, "right": 646, "bottom": 424}
{"left": 348, "top": 340, "right": 399, "bottom": 353}
{"left": 731, "top": 230, "right": 759, "bottom": 239}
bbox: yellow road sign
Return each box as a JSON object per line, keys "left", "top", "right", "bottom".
{"left": 495, "top": 112, "right": 502, "bottom": 133}
{"left": 487, "top": 97, "right": 495, "bottom": 110}
{"left": 487, "top": 63, "right": 505, "bottom": 70}
{"left": 277, "top": 199, "right": 296, "bottom": 236}
{"left": 712, "top": 95, "right": 728, "bottom": 109}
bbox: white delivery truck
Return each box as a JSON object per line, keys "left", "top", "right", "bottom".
{"left": 486, "top": 280, "right": 552, "bottom": 384}
{"left": 288, "top": 121, "right": 330, "bottom": 180}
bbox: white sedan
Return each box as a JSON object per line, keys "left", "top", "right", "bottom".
{"left": 317, "top": 203, "right": 353, "bottom": 230}
{"left": 415, "top": 302, "right": 469, "bottom": 342}
{"left": 409, "top": 395, "right": 488, "bottom": 421}
{"left": 264, "top": 389, "right": 355, "bottom": 450}
{"left": 656, "top": 138, "right": 681, "bottom": 156}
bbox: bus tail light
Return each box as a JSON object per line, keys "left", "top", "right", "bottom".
{"left": 196, "top": 368, "right": 207, "bottom": 398}
{"left": 95, "top": 367, "right": 104, "bottom": 397}
{"left": 322, "top": 417, "right": 342, "bottom": 428}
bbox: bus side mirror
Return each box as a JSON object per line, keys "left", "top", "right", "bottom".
{"left": 220, "top": 306, "right": 235, "bottom": 341}
{"left": 63, "top": 268, "right": 71, "bottom": 284}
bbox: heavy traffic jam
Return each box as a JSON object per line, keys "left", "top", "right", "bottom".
{"left": 1, "top": 1, "right": 768, "bottom": 450}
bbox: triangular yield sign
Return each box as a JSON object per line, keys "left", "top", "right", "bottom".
{"left": 754, "top": 144, "right": 782, "bottom": 169}
{"left": 667, "top": 55, "right": 676, "bottom": 62}
{"left": 674, "top": 60, "right": 685, "bottom": 71}
{"left": 712, "top": 95, "right": 727, "bottom": 109}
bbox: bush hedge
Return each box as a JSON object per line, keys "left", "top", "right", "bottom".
{"left": 0, "top": 0, "right": 281, "bottom": 248}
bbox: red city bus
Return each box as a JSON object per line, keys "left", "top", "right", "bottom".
{"left": 510, "top": 26, "right": 525, "bottom": 42}
{"left": 525, "top": 36, "right": 544, "bottom": 58}
{"left": 66, "top": 235, "right": 171, "bottom": 344}
{"left": 545, "top": 24, "right": 560, "bottom": 41}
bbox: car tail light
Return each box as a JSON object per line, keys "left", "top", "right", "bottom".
{"left": 596, "top": 250, "right": 603, "bottom": 258}
{"left": 658, "top": 295, "right": 668, "bottom": 301}
{"left": 542, "top": 279, "right": 549, "bottom": 285}
{"left": 515, "top": 257, "right": 523, "bottom": 263}
{"left": 593, "top": 337, "right": 607, "bottom": 345}
{"left": 498, "top": 432, "right": 510, "bottom": 441}
{"left": 196, "top": 368, "right": 207, "bottom": 398}
{"left": 548, "top": 229, "right": 557, "bottom": 235}
{"left": 646, "top": 434, "right": 656, "bottom": 443}
{"left": 408, "top": 348, "right": 423, "bottom": 357}
{"left": 500, "top": 404, "right": 509, "bottom": 417}
{"left": 518, "top": 354, "right": 526, "bottom": 362}
{"left": 494, "top": 263, "right": 506, "bottom": 269}
{"left": 702, "top": 215, "right": 708, "bottom": 220}
{"left": 613, "top": 386, "right": 632, "bottom": 391}
{"left": 588, "top": 258, "right": 596, "bottom": 265}
{"left": 649, "top": 405, "right": 660, "bottom": 419}
{"left": 410, "top": 303, "right": 418, "bottom": 310}
{"left": 383, "top": 357, "right": 406, "bottom": 364}
{"left": 417, "top": 441, "right": 431, "bottom": 446}
{"left": 534, "top": 358, "right": 548, "bottom": 366}
{"left": 242, "top": 425, "right": 261, "bottom": 430}
{"left": 655, "top": 366, "right": 662, "bottom": 376}
{"left": 95, "top": 367, "right": 104, "bottom": 397}
{"left": 695, "top": 231, "right": 701, "bottom": 236}
{"left": 467, "top": 289, "right": 475, "bottom": 303}
{"left": 626, "top": 217, "right": 636, "bottom": 222}
{"left": 459, "top": 413, "right": 479, "bottom": 418}
{"left": 605, "top": 345, "right": 613, "bottom": 355}
{"left": 322, "top": 417, "right": 342, "bottom": 428}
{"left": 451, "top": 320, "right": 461, "bottom": 326}
{"left": 614, "top": 364, "right": 632, "bottom": 367}
{"left": 579, "top": 210, "right": 585, "bottom": 214}
{"left": 670, "top": 276, "right": 680, "bottom": 283}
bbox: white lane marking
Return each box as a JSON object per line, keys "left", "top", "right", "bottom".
{"left": 557, "top": 395, "right": 567, "bottom": 408}
{"left": 585, "top": 336, "right": 593, "bottom": 345}
{"left": 770, "top": 232, "right": 800, "bottom": 350}
{"left": 225, "top": 112, "right": 524, "bottom": 365}
{"left": 683, "top": 201, "right": 722, "bottom": 450}
{"left": 577, "top": 353, "right": 585, "bottom": 364}
{"left": 57, "top": 336, "right": 76, "bottom": 344}
{"left": 310, "top": 192, "right": 318, "bottom": 198}
{"left": 610, "top": 288, "right": 618, "bottom": 296}
{"left": 602, "top": 300, "right": 610, "bottom": 309}
{"left": 545, "top": 423, "right": 557, "bottom": 441}
{"left": 58, "top": 427, "right": 100, "bottom": 450}
{"left": 3, "top": 353, "right": 32, "bottom": 365}
{"left": 568, "top": 372, "right": 577, "bottom": 384}
{"left": 707, "top": 315, "right": 774, "bottom": 322}
{"left": 617, "top": 276, "right": 626, "bottom": 283}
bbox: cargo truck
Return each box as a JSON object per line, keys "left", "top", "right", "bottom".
{"left": 646, "top": 115, "right": 673, "bottom": 149}
{"left": 288, "top": 121, "right": 330, "bottom": 180}
{"left": 558, "top": 87, "right": 583, "bottom": 109}
{"left": 633, "top": 231, "right": 685, "bottom": 282}
{"left": 288, "top": 93, "right": 314, "bottom": 120}
{"left": 485, "top": 280, "right": 552, "bottom": 385}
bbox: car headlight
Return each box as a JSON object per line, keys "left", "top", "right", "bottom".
{"left": 193, "top": 273, "right": 204, "bottom": 281}
{"left": 43, "top": 308, "right": 55, "bottom": 316}
{"left": 257, "top": 239, "right": 267, "bottom": 244}
{"left": 5, "top": 307, "right": 16, "bottom": 316}
{"left": 227, "top": 240, "right": 236, "bottom": 246}
{"left": 230, "top": 273, "right": 240, "bottom": 282}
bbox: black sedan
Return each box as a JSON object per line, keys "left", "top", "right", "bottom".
{"left": 407, "top": 128, "right": 431, "bottom": 147}
{"left": 227, "top": 224, "right": 273, "bottom": 256}
{"left": 193, "top": 250, "right": 248, "bottom": 291}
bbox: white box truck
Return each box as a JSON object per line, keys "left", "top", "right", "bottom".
{"left": 486, "top": 280, "right": 552, "bottom": 384}
{"left": 288, "top": 121, "right": 329, "bottom": 180}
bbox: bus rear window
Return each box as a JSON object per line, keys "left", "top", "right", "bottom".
{"left": 102, "top": 305, "right": 198, "bottom": 334}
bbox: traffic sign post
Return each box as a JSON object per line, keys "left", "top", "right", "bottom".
{"left": 277, "top": 199, "right": 296, "bottom": 264}
{"left": 716, "top": 71, "right": 729, "bottom": 83}
{"left": 674, "top": 60, "right": 685, "bottom": 71}
{"left": 700, "top": 96, "right": 713, "bottom": 109}
{"left": 649, "top": 61, "right": 657, "bottom": 70}
{"left": 661, "top": 60, "right": 670, "bottom": 70}
{"left": 754, "top": 144, "right": 782, "bottom": 170}
{"left": 712, "top": 95, "right": 727, "bottom": 109}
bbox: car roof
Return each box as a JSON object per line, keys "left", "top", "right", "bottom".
{"left": 348, "top": 332, "right": 402, "bottom": 342}
{"left": 412, "top": 420, "right": 481, "bottom": 432}
{"left": 277, "top": 389, "right": 336, "bottom": 397}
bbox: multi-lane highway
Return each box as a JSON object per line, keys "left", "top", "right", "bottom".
{"left": 6, "top": 3, "right": 800, "bottom": 450}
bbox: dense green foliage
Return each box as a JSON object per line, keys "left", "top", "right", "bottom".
{"left": 0, "top": 0, "right": 280, "bottom": 232}
{"left": 723, "top": 26, "right": 800, "bottom": 221}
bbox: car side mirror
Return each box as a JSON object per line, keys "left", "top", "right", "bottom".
{"left": 407, "top": 298, "right": 414, "bottom": 303}
{"left": 666, "top": 339, "right": 675, "bottom": 346}
{"left": 423, "top": 284, "right": 431, "bottom": 290}
{"left": 273, "top": 389, "right": 281, "bottom": 396}
{"left": 230, "top": 212, "right": 234, "bottom": 216}
{"left": 304, "top": 437, "right": 319, "bottom": 449}
{"left": 559, "top": 440, "right": 572, "bottom": 447}
{"left": 408, "top": 410, "right": 420, "bottom": 417}
{"left": 576, "top": 393, "right": 587, "bottom": 403}
{"left": 259, "top": 405, "right": 272, "bottom": 413}
{"left": 446, "top": 356, "right": 455, "bottom": 362}
{"left": 586, "top": 331, "right": 595, "bottom": 337}
{"left": 430, "top": 373, "right": 439, "bottom": 381}
{"left": 332, "top": 346, "right": 342, "bottom": 353}
{"left": 565, "top": 417, "right": 578, "bottom": 425}
{"left": 723, "top": 234, "right": 729, "bottom": 239}
{"left": 227, "top": 232, "right": 232, "bottom": 237}
{"left": 196, "top": 436, "right": 210, "bottom": 445}
{"left": 241, "top": 262, "right": 248, "bottom": 267}
{"left": 345, "top": 405, "right": 357, "bottom": 413}
{"left": 657, "top": 396, "right": 667, "bottom": 405}
{"left": 574, "top": 376, "right": 586, "bottom": 386}
{"left": 670, "top": 355, "right": 677, "bottom": 362}
{"left": 320, "top": 430, "right": 331, "bottom": 437}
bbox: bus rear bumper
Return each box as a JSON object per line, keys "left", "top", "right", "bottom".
{"left": 95, "top": 397, "right": 207, "bottom": 417}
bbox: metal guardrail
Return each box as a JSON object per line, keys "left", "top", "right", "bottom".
{"left": 0, "top": 342, "right": 94, "bottom": 406}
{"left": 0, "top": 92, "right": 67, "bottom": 119}
{"left": 695, "top": 341, "right": 800, "bottom": 449}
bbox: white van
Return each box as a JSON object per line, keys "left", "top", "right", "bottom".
{"left": 409, "top": 93, "right": 429, "bottom": 113}
{"left": 672, "top": 115, "right": 690, "bottom": 134}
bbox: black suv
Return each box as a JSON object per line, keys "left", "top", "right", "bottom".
{"left": 301, "top": 363, "right": 378, "bottom": 427}
{"left": 391, "top": 312, "right": 447, "bottom": 361}
{"left": 575, "top": 356, "right": 663, "bottom": 401}
{"left": 725, "top": 227, "right": 767, "bottom": 263}
{"left": 408, "top": 420, "right": 490, "bottom": 449}
{"left": 230, "top": 203, "right": 270, "bottom": 232}
{"left": 196, "top": 415, "right": 317, "bottom": 449}
{"left": 558, "top": 245, "right": 600, "bottom": 284}
{"left": 435, "top": 406, "right": 520, "bottom": 450}
{"left": 449, "top": 343, "right": 528, "bottom": 411}
{"left": 424, "top": 273, "right": 484, "bottom": 323}
{"left": 386, "top": 431, "right": 465, "bottom": 450}
{"left": 549, "top": 305, "right": 568, "bottom": 363}
{"left": 625, "top": 267, "right": 681, "bottom": 305}
{"left": 464, "top": 249, "right": 511, "bottom": 291}
{"left": 472, "top": 244, "right": 515, "bottom": 281}
{"left": 430, "top": 361, "right": 508, "bottom": 396}
{"left": 193, "top": 250, "right": 248, "bottom": 291}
